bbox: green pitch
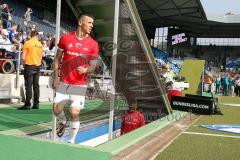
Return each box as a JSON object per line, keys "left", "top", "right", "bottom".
{"left": 155, "top": 96, "right": 240, "bottom": 160}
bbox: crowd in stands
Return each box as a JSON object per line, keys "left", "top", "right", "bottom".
{"left": 152, "top": 47, "right": 182, "bottom": 75}
{"left": 152, "top": 48, "right": 187, "bottom": 102}
{"left": 153, "top": 45, "right": 240, "bottom": 99}
{"left": 204, "top": 71, "right": 240, "bottom": 97}
{"left": 0, "top": 1, "right": 106, "bottom": 75}
{"left": 0, "top": 2, "right": 67, "bottom": 72}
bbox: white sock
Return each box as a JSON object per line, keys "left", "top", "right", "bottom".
{"left": 68, "top": 121, "right": 80, "bottom": 144}
{"left": 58, "top": 111, "right": 66, "bottom": 124}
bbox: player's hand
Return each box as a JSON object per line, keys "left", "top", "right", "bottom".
{"left": 51, "top": 77, "right": 59, "bottom": 90}
{"left": 77, "top": 66, "right": 87, "bottom": 74}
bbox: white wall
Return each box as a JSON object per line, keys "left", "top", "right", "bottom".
{"left": 0, "top": 74, "right": 53, "bottom": 102}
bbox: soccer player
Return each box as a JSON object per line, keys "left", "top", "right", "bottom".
{"left": 52, "top": 13, "right": 99, "bottom": 143}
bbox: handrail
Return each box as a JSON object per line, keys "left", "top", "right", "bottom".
{"left": 16, "top": 43, "right": 21, "bottom": 88}
{"left": 125, "top": 0, "right": 172, "bottom": 114}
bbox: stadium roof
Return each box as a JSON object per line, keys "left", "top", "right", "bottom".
{"left": 136, "top": 0, "right": 240, "bottom": 38}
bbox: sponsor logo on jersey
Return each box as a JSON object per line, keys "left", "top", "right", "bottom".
{"left": 66, "top": 51, "right": 87, "bottom": 58}
{"left": 68, "top": 43, "right": 73, "bottom": 49}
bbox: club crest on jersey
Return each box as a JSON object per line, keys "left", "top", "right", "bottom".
{"left": 76, "top": 43, "right": 82, "bottom": 49}
{"left": 68, "top": 43, "right": 73, "bottom": 49}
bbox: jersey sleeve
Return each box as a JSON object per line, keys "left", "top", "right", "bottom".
{"left": 89, "top": 42, "right": 99, "bottom": 65}
{"left": 57, "top": 36, "right": 65, "bottom": 51}
{"left": 91, "top": 42, "right": 99, "bottom": 59}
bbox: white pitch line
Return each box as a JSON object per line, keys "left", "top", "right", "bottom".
{"left": 219, "top": 103, "right": 240, "bottom": 107}
{"left": 183, "top": 131, "right": 240, "bottom": 139}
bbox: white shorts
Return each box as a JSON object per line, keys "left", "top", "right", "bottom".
{"left": 54, "top": 82, "right": 87, "bottom": 110}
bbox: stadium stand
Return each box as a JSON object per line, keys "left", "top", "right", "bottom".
{"left": 5, "top": 0, "right": 75, "bottom": 36}
{"left": 151, "top": 47, "right": 183, "bottom": 75}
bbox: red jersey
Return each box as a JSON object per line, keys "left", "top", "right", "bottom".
{"left": 58, "top": 32, "right": 99, "bottom": 85}
{"left": 121, "top": 109, "right": 145, "bottom": 135}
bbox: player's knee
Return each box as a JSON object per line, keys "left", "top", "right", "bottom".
{"left": 53, "top": 104, "right": 62, "bottom": 116}
{"left": 70, "top": 113, "right": 79, "bottom": 121}
{"left": 53, "top": 109, "right": 60, "bottom": 116}
{"left": 69, "top": 109, "right": 79, "bottom": 121}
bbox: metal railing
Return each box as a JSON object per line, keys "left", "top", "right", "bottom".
{"left": 0, "top": 43, "right": 22, "bottom": 88}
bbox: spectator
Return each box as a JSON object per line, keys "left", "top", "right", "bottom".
{"left": 7, "top": 22, "right": 19, "bottom": 45}
{"left": 215, "top": 75, "right": 221, "bottom": 94}
{"left": 42, "top": 39, "right": 50, "bottom": 55}
{"left": 235, "top": 77, "right": 240, "bottom": 96}
{"left": 1, "top": 3, "right": 8, "bottom": 28}
{"left": 204, "top": 77, "right": 212, "bottom": 92}
{"left": 121, "top": 100, "right": 145, "bottom": 135}
{"left": 49, "top": 34, "right": 55, "bottom": 51}
{"left": 24, "top": 7, "right": 33, "bottom": 32}
{"left": 228, "top": 77, "right": 235, "bottom": 97}
{"left": 10, "top": 45, "right": 19, "bottom": 64}
{"left": 31, "top": 24, "right": 36, "bottom": 32}
{"left": 42, "top": 39, "right": 53, "bottom": 70}
{"left": 0, "top": 29, "right": 12, "bottom": 51}
{"left": 0, "top": 19, "right": 2, "bottom": 29}
{"left": 223, "top": 73, "right": 229, "bottom": 96}
{"left": 7, "top": 7, "right": 12, "bottom": 28}
{"left": 18, "top": 31, "right": 43, "bottom": 110}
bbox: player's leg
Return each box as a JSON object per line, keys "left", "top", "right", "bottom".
{"left": 68, "top": 107, "right": 80, "bottom": 144}
{"left": 53, "top": 92, "right": 68, "bottom": 137}
{"left": 20, "top": 66, "right": 33, "bottom": 109}
{"left": 68, "top": 95, "right": 85, "bottom": 143}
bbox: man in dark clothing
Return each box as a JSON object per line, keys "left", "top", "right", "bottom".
{"left": 235, "top": 77, "right": 240, "bottom": 96}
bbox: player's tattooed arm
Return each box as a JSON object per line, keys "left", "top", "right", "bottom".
{"left": 87, "top": 59, "right": 98, "bottom": 73}
{"left": 76, "top": 59, "right": 98, "bottom": 74}
{"left": 52, "top": 49, "right": 63, "bottom": 89}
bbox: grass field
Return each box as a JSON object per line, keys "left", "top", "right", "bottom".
{"left": 156, "top": 134, "right": 240, "bottom": 160}
{"left": 178, "top": 60, "right": 205, "bottom": 95}
{"left": 155, "top": 96, "right": 240, "bottom": 160}
{"left": 218, "top": 95, "right": 240, "bottom": 104}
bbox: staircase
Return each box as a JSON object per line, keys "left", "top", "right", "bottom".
{"left": 67, "top": 0, "right": 172, "bottom": 119}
